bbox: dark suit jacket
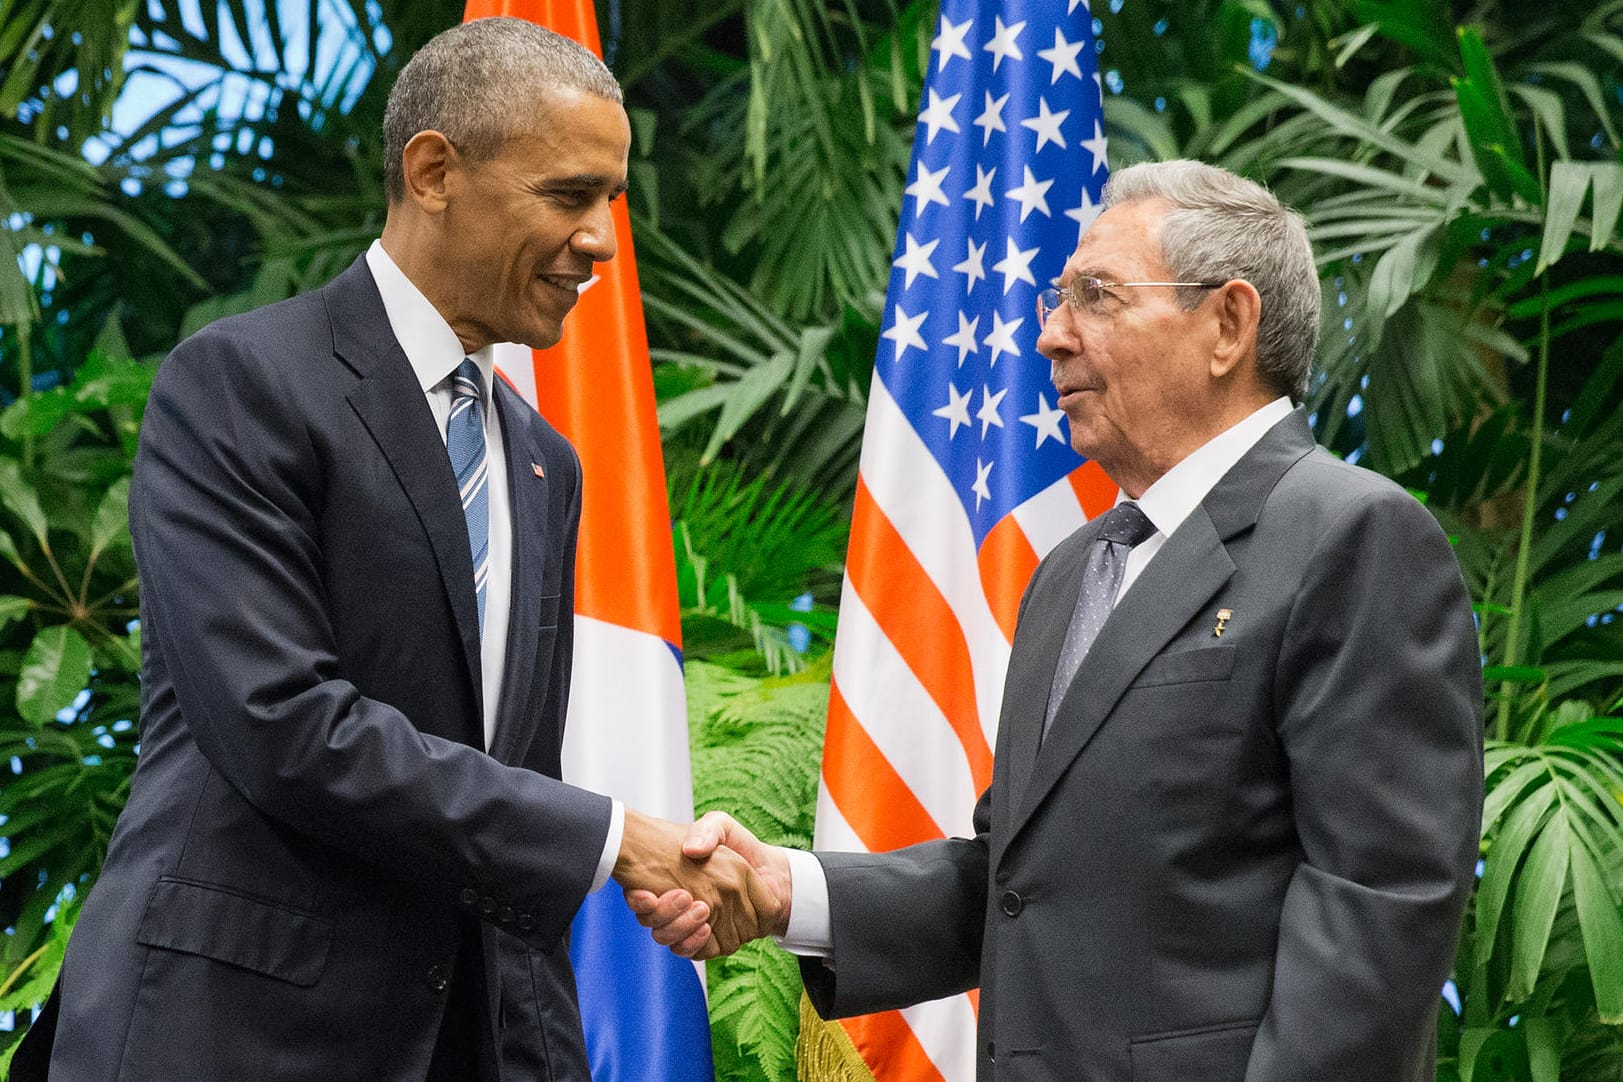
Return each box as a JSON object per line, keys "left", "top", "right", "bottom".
{"left": 16, "top": 258, "right": 610, "bottom": 1081}
{"left": 802, "top": 411, "right": 1484, "bottom": 1082}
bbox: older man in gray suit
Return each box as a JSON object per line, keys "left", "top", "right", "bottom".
{"left": 638, "top": 160, "right": 1484, "bottom": 1081}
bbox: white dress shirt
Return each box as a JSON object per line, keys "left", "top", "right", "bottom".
{"left": 777, "top": 396, "right": 1296, "bottom": 956}
{"left": 365, "top": 241, "right": 621, "bottom": 892}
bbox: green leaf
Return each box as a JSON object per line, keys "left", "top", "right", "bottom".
{"left": 0, "top": 595, "right": 31, "bottom": 633}
{"left": 0, "top": 459, "right": 50, "bottom": 550}
{"left": 1526, "top": 61, "right": 1621, "bottom": 151}
{"left": 1484, "top": 665, "right": 1547, "bottom": 685}
{"left": 1537, "top": 162, "right": 1591, "bottom": 275}
{"left": 701, "top": 351, "right": 794, "bottom": 464}
{"left": 1521, "top": 1018, "right": 1560, "bottom": 1082}
{"left": 1455, "top": 27, "right": 1525, "bottom": 168}
{"left": 1569, "top": 837, "right": 1623, "bottom": 1021}
{"left": 1478, "top": 774, "right": 1555, "bottom": 961}
{"left": 1507, "top": 812, "right": 1569, "bottom": 1001}
{"left": 15, "top": 626, "right": 93, "bottom": 729}
{"left": 89, "top": 477, "right": 131, "bottom": 564}
{"left": 1588, "top": 162, "right": 1623, "bottom": 253}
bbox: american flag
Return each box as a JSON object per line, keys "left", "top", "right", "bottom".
{"left": 814, "top": 1, "right": 1114, "bottom": 1078}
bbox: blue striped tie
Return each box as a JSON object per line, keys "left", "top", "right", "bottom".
{"left": 447, "top": 359, "right": 489, "bottom": 637}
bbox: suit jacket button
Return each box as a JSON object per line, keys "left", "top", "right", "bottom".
{"left": 498, "top": 906, "right": 516, "bottom": 924}
{"left": 427, "top": 964, "right": 450, "bottom": 993}
{"left": 517, "top": 913, "right": 535, "bottom": 931}
{"left": 1000, "top": 890, "right": 1023, "bottom": 917}
{"left": 460, "top": 888, "right": 479, "bottom": 906}
{"left": 480, "top": 896, "right": 497, "bottom": 914}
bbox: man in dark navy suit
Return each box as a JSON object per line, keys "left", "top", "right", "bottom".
{"left": 14, "top": 17, "right": 769, "bottom": 1082}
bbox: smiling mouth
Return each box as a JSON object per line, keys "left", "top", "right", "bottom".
{"left": 536, "top": 273, "right": 590, "bottom": 296}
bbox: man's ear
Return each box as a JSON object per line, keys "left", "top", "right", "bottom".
{"left": 399, "top": 130, "right": 458, "bottom": 214}
{"left": 1209, "top": 278, "right": 1262, "bottom": 381}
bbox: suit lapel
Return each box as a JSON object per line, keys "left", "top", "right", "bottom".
{"left": 488, "top": 382, "right": 552, "bottom": 762}
{"left": 1001, "top": 509, "right": 1234, "bottom": 849}
{"left": 998, "top": 408, "right": 1320, "bottom": 856}
{"left": 1000, "top": 527, "right": 1097, "bottom": 816}
{"left": 326, "top": 258, "right": 484, "bottom": 710}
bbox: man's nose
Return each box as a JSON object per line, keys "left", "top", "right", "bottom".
{"left": 573, "top": 201, "right": 618, "bottom": 263}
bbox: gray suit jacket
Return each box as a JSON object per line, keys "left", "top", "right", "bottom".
{"left": 802, "top": 411, "right": 1483, "bottom": 1082}
{"left": 17, "top": 257, "right": 609, "bottom": 1081}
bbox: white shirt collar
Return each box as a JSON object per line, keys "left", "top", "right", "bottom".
{"left": 1124, "top": 397, "right": 1295, "bottom": 539}
{"left": 365, "top": 239, "right": 495, "bottom": 397}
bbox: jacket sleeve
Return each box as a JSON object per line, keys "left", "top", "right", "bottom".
{"left": 1245, "top": 489, "right": 1483, "bottom": 1080}
{"left": 130, "top": 327, "right": 611, "bottom": 949}
{"left": 801, "top": 786, "right": 991, "bottom": 1018}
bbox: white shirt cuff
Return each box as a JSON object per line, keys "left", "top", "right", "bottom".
{"left": 774, "top": 846, "right": 833, "bottom": 958}
{"left": 589, "top": 799, "right": 625, "bottom": 893}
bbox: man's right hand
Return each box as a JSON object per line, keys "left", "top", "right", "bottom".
{"left": 612, "top": 809, "right": 784, "bottom": 959}
{"left": 625, "top": 811, "right": 792, "bottom": 959}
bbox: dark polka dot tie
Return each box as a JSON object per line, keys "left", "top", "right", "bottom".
{"left": 1042, "top": 502, "right": 1157, "bottom": 741}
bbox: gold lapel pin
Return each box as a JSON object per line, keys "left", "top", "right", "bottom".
{"left": 1214, "top": 608, "right": 1233, "bottom": 637}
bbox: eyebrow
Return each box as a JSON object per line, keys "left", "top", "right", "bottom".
{"left": 544, "top": 175, "right": 630, "bottom": 198}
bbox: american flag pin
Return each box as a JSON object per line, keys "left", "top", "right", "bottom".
{"left": 1214, "top": 608, "right": 1234, "bottom": 637}
{"left": 532, "top": 463, "right": 546, "bottom": 479}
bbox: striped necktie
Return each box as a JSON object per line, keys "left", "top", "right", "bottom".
{"left": 447, "top": 358, "right": 489, "bottom": 637}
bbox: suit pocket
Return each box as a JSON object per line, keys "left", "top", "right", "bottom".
{"left": 1132, "top": 645, "right": 1235, "bottom": 687}
{"left": 539, "top": 592, "right": 562, "bottom": 630}
{"left": 1129, "top": 1018, "right": 1257, "bottom": 1081}
{"left": 135, "top": 876, "right": 333, "bottom": 987}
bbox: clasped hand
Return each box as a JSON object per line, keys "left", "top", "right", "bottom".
{"left": 613, "top": 810, "right": 788, "bottom": 959}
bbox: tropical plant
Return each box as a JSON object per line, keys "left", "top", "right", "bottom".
{"left": 0, "top": 349, "right": 147, "bottom": 1061}
{"left": 669, "top": 452, "right": 846, "bottom": 674}
{"left": 685, "top": 658, "right": 830, "bottom": 1082}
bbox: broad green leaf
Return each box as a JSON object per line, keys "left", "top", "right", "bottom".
{"left": 1483, "top": 666, "right": 1546, "bottom": 685}
{"left": 1507, "top": 813, "right": 1569, "bottom": 1001}
{"left": 0, "top": 527, "right": 22, "bottom": 572}
{"left": 1456, "top": 27, "right": 1524, "bottom": 168}
{"left": 1483, "top": 759, "right": 1553, "bottom": 831}
{"left": 1507, "top": 85, "right": 1570, "bottom": 164}
{"left": 1477, "top": 777, "right": 1555, "bottom": 961}
{"left": 15, "top": 626, "right": 93, "bottom": 729}
{"left": 1526, "top": 62, "right": 1620, "bottom": 150}
{"left": 1521, "top": 1017, "right": 1560, "bottom": 1082}
{"left": 0, "top": 595, "right": 30, "bottom": 633}
{"left": 701, "top": 351, "right": 794, "bottom": 464}
{"left": 1458, "top": 1026, "right": 1495, "bottom": 1082}
{"left": 1589, "top": 162, "right": 1623, "bottom": 252}
{"left": 1537, "top": 162, "right": 1590, "bottom": 275}
{"left": 88, "top": 477, "right": 131, "bottom": 563}
{"left": 0, "top": 459, "right": 50, "bottom": 549}
{"left": 1569, "top": 836, "right": 1623, "bottom": 1021}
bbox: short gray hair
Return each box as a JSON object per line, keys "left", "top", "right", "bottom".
{"left": 383, "top": 17, "right": 623, "bottom": 203}
{"left": 1102, "top": 160, "right": 1319, "bottom": 402}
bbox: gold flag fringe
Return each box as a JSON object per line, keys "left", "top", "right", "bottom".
{"left": 795, "top": 993, "right": 877, "bottom": 1081}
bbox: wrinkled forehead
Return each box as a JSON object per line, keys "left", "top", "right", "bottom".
{"left": 1061, "top": 198, "right": 1171, "bottom": 283}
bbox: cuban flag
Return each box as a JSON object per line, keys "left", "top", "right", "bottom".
{"left": 462, "top": 1, "right": 712, "bottom": 1079}
{"left": 813, "top": 2, "right": 1111, "bottom": 1079}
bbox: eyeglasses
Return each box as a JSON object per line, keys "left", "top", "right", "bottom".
{"left": 1036, "top": 277, "right": 1227, "bottom": 325}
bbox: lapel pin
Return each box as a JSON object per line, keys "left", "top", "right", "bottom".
{"left": 531, "top": 463, "right": 546, "bottom": 479}
{"left": 1214, "top": 608, "right": 1233, "bottom": 637}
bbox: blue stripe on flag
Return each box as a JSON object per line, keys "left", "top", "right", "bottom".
{"left": 570, "top": 888, "right": 714, "bottom": 1081}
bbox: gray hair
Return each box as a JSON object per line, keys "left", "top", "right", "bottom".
{"left": 383, "top": 17, "right": 623, "bottom": 203}
{"left": 1102, "top": 160, "right": 1319, "bottom": 402}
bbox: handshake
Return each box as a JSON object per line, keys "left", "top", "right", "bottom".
{"left": 610, "top": 809, "right": 791, "bottom": 960}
